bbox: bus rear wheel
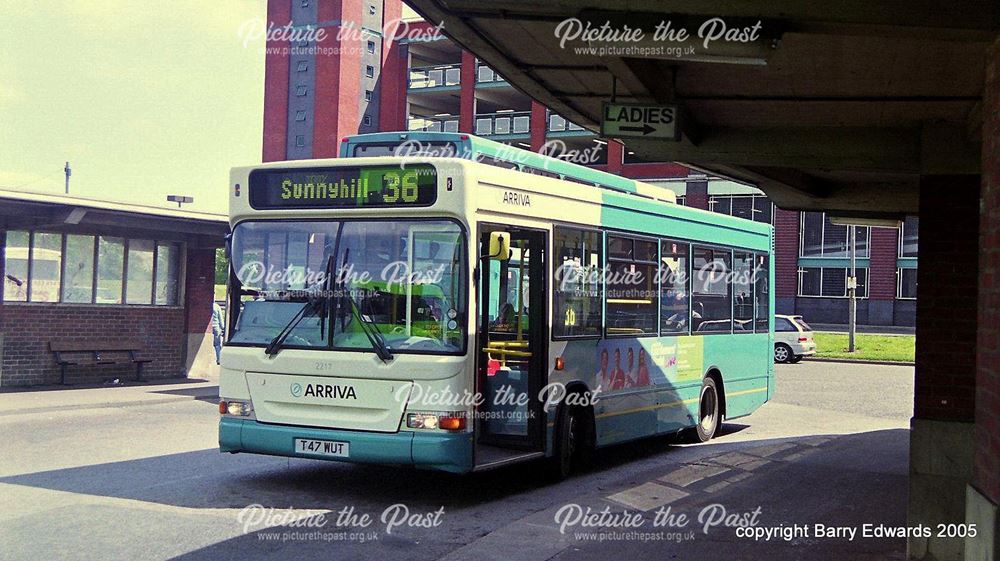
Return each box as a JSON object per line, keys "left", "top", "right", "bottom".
{"left": 685, "top": 377, "right": 720, "bottom": 443}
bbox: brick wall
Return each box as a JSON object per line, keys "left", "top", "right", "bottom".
{"left": 185, "top": 247, "right": 217, "bottom": 335}
{"left": 0, "top": 305, "right": 185, "bottom": 386}
{"left": 974, "top": 36, "right": 1000, "bottom": 504}
{"left": 914, "top": 175, "right": 980, "bottom": 422}
{"left": 868, "top": 227, "right": 898, "bottom": 300}
{"left": 774, "top": 208, "right": 799, "bottom": 299}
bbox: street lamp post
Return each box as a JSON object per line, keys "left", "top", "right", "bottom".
{"left": 848, "top": 225, "right": 857, "bottom": 352}
{"left": 167, "top": 195, "right": 194, "bottom": 208}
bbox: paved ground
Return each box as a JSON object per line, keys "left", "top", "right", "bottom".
{"left": 0, "top": 362, "right": 916, "bottom": 561}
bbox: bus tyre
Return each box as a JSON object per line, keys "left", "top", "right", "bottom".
{"left": 548, "top": 405, "right": 580, "bottom": 480}
{"left": 774, "top": 343, "right": 793, "bottom": 363}
{"left": 690, "top": 377, "right": 720, "bottom": 443}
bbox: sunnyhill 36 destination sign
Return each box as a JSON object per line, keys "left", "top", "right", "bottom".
{"left": 248, "top": 164, "right": 438, "bottom": 209}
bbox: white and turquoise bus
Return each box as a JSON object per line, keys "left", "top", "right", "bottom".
{"left": 219, "top": 139, "right": 774, "bottom": 477}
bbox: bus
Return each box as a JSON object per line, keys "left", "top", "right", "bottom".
{"left": 219, "top": 144, "right": 774, "bottom": 477}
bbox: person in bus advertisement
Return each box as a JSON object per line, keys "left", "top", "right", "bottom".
{"left": 595, "top": 340, "right": 675, "bottom": 391}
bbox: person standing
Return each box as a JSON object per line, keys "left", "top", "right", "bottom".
{"left": 211, "top": 302, "right": 224, "bottom": 365}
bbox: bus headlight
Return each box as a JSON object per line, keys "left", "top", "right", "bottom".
{"left": 407, "top": 412, "right": 466, "bottom": 431}
{"left": 220, "top": 399, "right": 255, "bottom": 417}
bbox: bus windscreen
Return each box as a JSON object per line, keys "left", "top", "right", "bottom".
{"left": 248, "top": 164, "right": 437, "bottom": 209}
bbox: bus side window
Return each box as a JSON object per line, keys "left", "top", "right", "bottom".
{"left": 754, "top": 254, "right": 770, "bottom": 332}
{"left": 691, "top": 246, "right": 733, "bottom": 333}
{"left": 660, "top": 239, "right": 690, "bottom": 335}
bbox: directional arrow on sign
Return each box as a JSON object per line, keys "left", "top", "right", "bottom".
{"left": 619, "top": 123, "right": 656, "bottom": 135}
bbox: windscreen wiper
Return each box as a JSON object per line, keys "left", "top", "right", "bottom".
{"left": 264, "top": 297, "right": 322, "bottom": 357}
{"left": 344, "top": 290, "right": 394, "bottom": 362}
{"left": 265, "top": 255, "right": 334, "bottom": 357}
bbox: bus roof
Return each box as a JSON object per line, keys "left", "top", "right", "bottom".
{"left": 339, "top": 131, "right": 676, "bottom": 202}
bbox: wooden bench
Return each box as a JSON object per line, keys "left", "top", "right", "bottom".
{"left": 49, "top": 340, "right": 153, "bottom": 385}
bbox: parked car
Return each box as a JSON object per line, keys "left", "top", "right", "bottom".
{"left": 774, "top": 314, "right": 816, "bottom": 363}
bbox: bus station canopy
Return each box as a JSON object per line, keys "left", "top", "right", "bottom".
{"left": 406, "top": 0, "right": 997, "bottom": 218}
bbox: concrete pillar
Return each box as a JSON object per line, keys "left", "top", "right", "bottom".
{"left": 965, "top": 34, "right": 1000, "bottom": 561}
{"left": 868, "top": 227, "right": 899, "bottom": 325}
{"left": 773, "top": 208, "right": 799, "bottom": 315}
{"left": 184, "top": 246, "right": 218, "bottom": 379}
{"left": 529, "top": 100, "right": 547, "bottom": 152}
{"left": 459, "top": 51, "right": 476, "bottom": 133}
{"left": 908, "top": 175, "right": 980, "bottom": 561}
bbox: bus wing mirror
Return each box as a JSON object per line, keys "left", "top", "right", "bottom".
{"left": 487, "top": 232, "right": 511, "bottom": 261}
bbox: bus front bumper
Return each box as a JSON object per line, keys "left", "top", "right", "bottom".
{"left": 219, "top": 417, "right": 473, "bottom": 474}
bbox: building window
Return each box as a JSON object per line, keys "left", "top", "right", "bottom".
{"left": 899, "top": 216, "right": 918, "bottom": 258}
{"left": 898, "top": 267, "right": 918, "bottom": 299}
{"left": 369, "top": 4, "right": 376, "bottom": 15}
{"left": 365, "top": 65, "right": 374, "bottom": 78}
{"left": 125, "top": 239, "right": 155, "bottom": 304}
{"left": 296, "top": 61, "right": 308, "bottom": 72}
{"left": 3, "top": 230, "right": 30, "bottom": 301}
{"left": 96, "top": 236, "right": 124, "bottom": 303}
{"left": 364, "top": 90, "right": 372, "bottom": 101}
{"left": 28, "top": 232, "right": 62, "bottom": 302}
{"left": 2, "top": 231, "right": 181, "bottom": 305}
{"left": 295, "top": 110, "right": 306, "bottom": 122}
{"left": 709, "top": 194, "right": 774, "bottom": 224}
{"left": 367, "top": 40, "right": 376, "bottom": 54}
{"left": 295, "top": 135, "right": 305, "bottom": 147}
{"left": 659, "top": 239, "right": 689, "bottom": 334}
{"left": 363, "top": 115, "right": 372, "bottom": 126}
{"left": 675, "top": 195, "right": 686, "bottom": 206}
{"left": 155, "top": 243, "right": 180, "bottom": 305}
{"left": 62, "top": 234, "right": 95, "bottom": 303}
{"left": 800, "top": 212, "right": 870, "bottom": 257}
{"left": 296, "top": 85, "right": 307, "bottom": 97}
{"left": 798, "top": 267, "right": 869, "bottom": 298}
{"left": 692, "top": 246, "right": 732, "bottom": 332}
{"left": 606, "top": 235, "right": 658, "bottom": 336}
{"left": 553, "top": 227, "right": 603, "bottom": 338}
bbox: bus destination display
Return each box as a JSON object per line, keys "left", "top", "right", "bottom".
{"left": 248, "top": 165, "right": 437, "bottom": 209}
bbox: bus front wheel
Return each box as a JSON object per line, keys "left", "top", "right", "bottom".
{"left": 548, "top": 403, "right": 594, "bottom": 480}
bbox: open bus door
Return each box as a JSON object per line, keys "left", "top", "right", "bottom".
{"left": 475, "top": 226, "right": 548, "bottom": 463}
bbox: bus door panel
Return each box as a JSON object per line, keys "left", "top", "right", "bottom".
{"left": 477, "top": 227, "right": 546, "bottom": 451}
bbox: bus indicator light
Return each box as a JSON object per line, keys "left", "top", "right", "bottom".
{"left": 555, "top": 357, "right": 565, "bottom": 371}
{"left": 439, "top": 416, "right": 466, "bottom": 431}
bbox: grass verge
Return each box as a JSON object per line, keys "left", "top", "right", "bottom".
{"left": 812, "top": 332, "right": 914, "bottom": 363}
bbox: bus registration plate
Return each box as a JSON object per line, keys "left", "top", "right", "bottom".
{"left": 294, "top": 438, "right": 350, "bottom": 458}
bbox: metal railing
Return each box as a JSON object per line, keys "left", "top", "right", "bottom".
{"left": 408, "top": 64, "right": 461, "bottom": 89}
{"left": 547, "top": 114, "right": 586, "bottom": 132}
{"left": 476, "top": 63, "right": 507, "bottom": 84}
{"left": 408, "top": 117, "right": 460, "bottom": 133}
{"left": 475, "top": 111, "right": 531, "bottom": 136}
